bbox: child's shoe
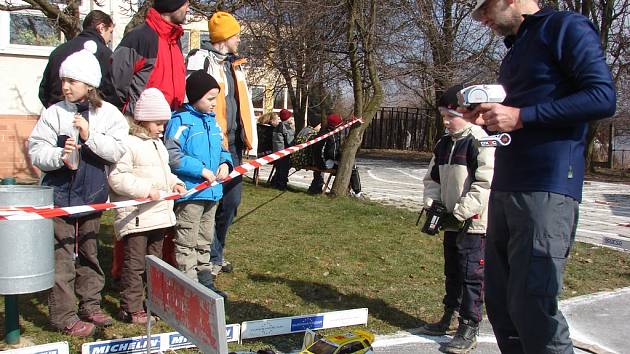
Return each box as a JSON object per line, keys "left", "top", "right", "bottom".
{"left": 81, "top": 309, "right": 113, "bottom": 327}
{"left": 63, "top": 320, "right": 96, "bottom": 337}
{"left": 443, "top": 318, "right": 478, "bottom": 353}
{"left": 118, "top": 310, "right": 155, "bottom": 325}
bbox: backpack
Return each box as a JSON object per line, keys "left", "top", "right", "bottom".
{"left": 291, "top": 126, "right": 318, "bottom": 170}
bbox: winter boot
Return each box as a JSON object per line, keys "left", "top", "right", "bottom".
{"left": 443, "top": 318, "right": 479, "bottom": 353}
{"left": 198, "top": 270, "right": 228, "bottom": 299}
{"left": 420, "top": 308, "right": 459, "bottom": 335}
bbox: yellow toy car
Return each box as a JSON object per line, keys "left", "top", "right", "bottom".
{"left": 300, "top": 329, "right": 375, "bottom": 354}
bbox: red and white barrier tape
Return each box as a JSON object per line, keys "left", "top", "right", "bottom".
{"left": 0, "top": 117, "right": 363, "bottom": 221}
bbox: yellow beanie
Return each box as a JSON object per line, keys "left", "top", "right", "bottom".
{"left": 208, "top": 12, "right": 241, "bottom": 43}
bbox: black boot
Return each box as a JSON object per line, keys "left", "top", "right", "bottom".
{"left": 420, "top": 308, "right": 459, "bottom": 335}
{"left": 198, "top": 270, "right": 228, "bottom": 299}
{"left": 443, "top": 318, "right": 478, "bottom": 353}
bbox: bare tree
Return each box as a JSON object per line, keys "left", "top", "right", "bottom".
{"left": 330, "top": 0, "right": 384, "bottom": 196}
{"left": 0, "top": 0, "right": 83, "bottom": 39}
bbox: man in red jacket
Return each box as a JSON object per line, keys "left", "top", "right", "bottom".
{"left": 109, "top": 0, "right": 188, "bottom": 114}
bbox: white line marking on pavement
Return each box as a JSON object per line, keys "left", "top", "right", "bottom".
{"left": 385, "top": 167, "right": 423, "bottom": 181}
{"left": 367, "top": 170, "right": 419, "bottom": 186}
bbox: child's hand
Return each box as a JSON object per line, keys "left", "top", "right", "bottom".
{"left": 148, "top": 189, "right": 161, "bottom": 201}
{"left": 73, "top": 114, "right": 90, "bottom": 141}
{"left": 216, "top": 163, "right": 229, "bottom": 181}
{"left": 173, "top": 184, "right": 187, "bottom": 194}
{"left": 201, "top": 168, "right": 216, "bottom": 183}
{"left": 63, "top": 137, "right": 79, "bottom": 155}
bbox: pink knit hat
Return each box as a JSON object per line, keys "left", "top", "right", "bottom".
{"left": 135, "top": 88, "right": 172, "bottom": 121}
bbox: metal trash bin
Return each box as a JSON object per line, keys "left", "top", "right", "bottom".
{"left": 0, "top": 185, "right": 54, "bottom": 295}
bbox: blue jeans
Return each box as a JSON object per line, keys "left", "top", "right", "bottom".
{"left": 211, "top": 147, "right": 242, "bottom": 265}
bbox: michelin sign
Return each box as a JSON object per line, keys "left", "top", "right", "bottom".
{"left": 81, "top": 326, "right": 240, "bottom": 354}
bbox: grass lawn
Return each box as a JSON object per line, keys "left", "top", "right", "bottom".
{"left": 1, "top": 181, "right": 630, "bottom": 353}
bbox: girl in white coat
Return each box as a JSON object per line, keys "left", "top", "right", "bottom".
{"left": 108, "top": 88, "right": 186, "bottom": 325}
{"left": 28, "top": 41, "right": 129, "bottom": 336}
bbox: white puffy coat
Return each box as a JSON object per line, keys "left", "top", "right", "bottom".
{"left": 109, "top": 129, "right": 183, "bottom": 239}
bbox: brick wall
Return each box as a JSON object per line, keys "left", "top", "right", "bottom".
{"left": 0, "top": 115, "right": 40, "bottom": 181}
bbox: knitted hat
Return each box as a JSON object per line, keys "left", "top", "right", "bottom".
{"left": 59, "top": 40, "right": 101, "bottom": 87}
{"left": 208, "top": 12, "right": 241, "bottom": 43}
{"left": 279, "top": 109, "right": 292, "bottom": 122}
{"left": 153, "top": 0, "right": 188, "bottom": 13}
{"left": 186, "top": 70, "right": 220, "bottom": 104}
{"left": 327, "top": 113, "right": 343, "bottom": 128}
{"left": 438, "top": 84, "right": 464, "bottom": 110}
{"left": 135, "top": 88, "right": 172, "bottom": 121}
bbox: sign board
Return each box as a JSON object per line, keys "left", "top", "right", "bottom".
{"left": 81, "top": 327, "right": 240, "bottom": 354}
{"left": 146, "top": 255, "right": 228, "bottom": 354}
{"left": 3, "top": 342, "right": 69, "bottom": 354}
{"left": 602, "top": 236, "right": 630, "bottom": 251}
{"left": 240, "top": 308, "right": 369, "bottom": 339}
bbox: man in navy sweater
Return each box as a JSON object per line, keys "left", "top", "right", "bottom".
{"left": 465, "top": 0, "right": 616, "bottom": 352}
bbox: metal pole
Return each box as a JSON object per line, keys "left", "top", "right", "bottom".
{"left": 4, "top": 295, "right": 19, "bottom": 344}
{"left": 608, "top": 122, "right": 615, "bottom": 169}
{"left": 1, "top": 176, "right": 19, "bottom": 345}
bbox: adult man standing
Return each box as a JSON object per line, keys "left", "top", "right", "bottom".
{"left": 39, "top": 10, "right": 114, "bottom": 108}
{"left": 466, "top": 0, "right": 616, "bottom": 352}
{"left": 186, "top": 11, "right": 257, "bottom": 277}
{"left": 109, "top": 0, "right": 188, "bottom": 114}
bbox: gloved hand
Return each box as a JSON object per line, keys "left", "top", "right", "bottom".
{"left": 441, "top": 214, "right": 465, "bottom": 230}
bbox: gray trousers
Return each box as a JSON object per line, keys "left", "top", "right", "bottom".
{"left": 485, "top": 191, "right": 578, "bottom": 354}
{"left": 173, "top": 201, "right": 217, "bottom": 282}
{"left": 49, "top": 215, "right": 104, "bottom": 330}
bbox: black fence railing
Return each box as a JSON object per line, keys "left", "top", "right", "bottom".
{"left": 361, "top": 107, "right": 434, "bottom": 151}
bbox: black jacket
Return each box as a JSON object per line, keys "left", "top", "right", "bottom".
{"left": 39, "top": 29, "right": 113, "bottom": 108}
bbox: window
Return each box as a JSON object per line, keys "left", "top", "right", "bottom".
{"left": 200, "top": 31, "right": 210, "bottom": 46}
{"left": 9, "top": 13, "right": 62, "bottom": 47}
{"left": 338, "top": 341, "right": 365, "bottom": 354}
{"left": 181, "top": 30, "right": 190, "bottom": 55}
{"left": 250, "top": 85, "right": 265, "bottom": 115}
{"left": 273, "top": 88, "right": 286, "bottom": 110}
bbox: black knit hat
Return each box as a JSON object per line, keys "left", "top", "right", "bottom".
{"left": 438, "top": 84, "right": 464, "bottom": 110}
{"left": 153, "top": 0, "right": 188, "bottom": 14}
{"left": 186, "top": 70, "right": 220, "bottom": 104}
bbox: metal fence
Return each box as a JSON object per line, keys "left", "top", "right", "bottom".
{"left": 361, "top": 107, "right": 434, "bottom": 151}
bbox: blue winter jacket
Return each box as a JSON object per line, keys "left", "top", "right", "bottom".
{"left": 495, "top": 8, "right": 616, "bottom": 202}
{"left": 164, "top": 104, "right": 233, "bottom": 202}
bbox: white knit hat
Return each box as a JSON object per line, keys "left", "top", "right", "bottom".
{"left": 59, "top": 40, "right": 101, "bottom": 87}
{"left": 134, "top": 88, "right": 172, "bottom": 121}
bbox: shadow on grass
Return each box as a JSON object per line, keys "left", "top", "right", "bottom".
{"left": 232, "top": 190, "right": 287, "bottom": 225}
{"left": 225, "top": 300, "right": 303, "bottom": 352}
{"left": 249, "top": 274, "right": 425, "bottom": 331}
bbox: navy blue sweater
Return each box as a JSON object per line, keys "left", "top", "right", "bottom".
{"left": 495, "top": 8, "right": 616, "bottom": 202}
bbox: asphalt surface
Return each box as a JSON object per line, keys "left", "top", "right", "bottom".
{"left": 255, "top": 156, "right": 630, "bottom": 353}
{"left": 265, "top": 157, "right": 630, "bottom": 252}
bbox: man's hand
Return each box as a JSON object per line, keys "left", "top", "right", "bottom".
{"left": 461, "top": 103, "right": 522, "bottom": 132}
{"left": 216, "top": 163, "right": 229, "bottom": 181}
{"left": 73, "top": 114, "right": 90, "bottom": 141}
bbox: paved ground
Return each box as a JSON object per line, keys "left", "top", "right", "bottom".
{"left": 255, "top": 156, "right": 630, "bottom": 353}
{"left": 259, "top": 156, "right": 630, "bottom": 252}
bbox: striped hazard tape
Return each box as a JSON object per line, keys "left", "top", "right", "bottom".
{"left": 0, "top": 117, "right": 363, "bottom": 221}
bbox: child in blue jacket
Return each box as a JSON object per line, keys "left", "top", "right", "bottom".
{"left": 164, "top": 70, "right": 232, "bottom": 297}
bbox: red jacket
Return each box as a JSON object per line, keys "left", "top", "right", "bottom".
{"left": 109, "top": 8, "right": 186, "bottom": 114}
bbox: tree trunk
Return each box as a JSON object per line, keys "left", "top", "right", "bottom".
{"left": 331, "top": 0, "right": 383, "bottom": 196}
